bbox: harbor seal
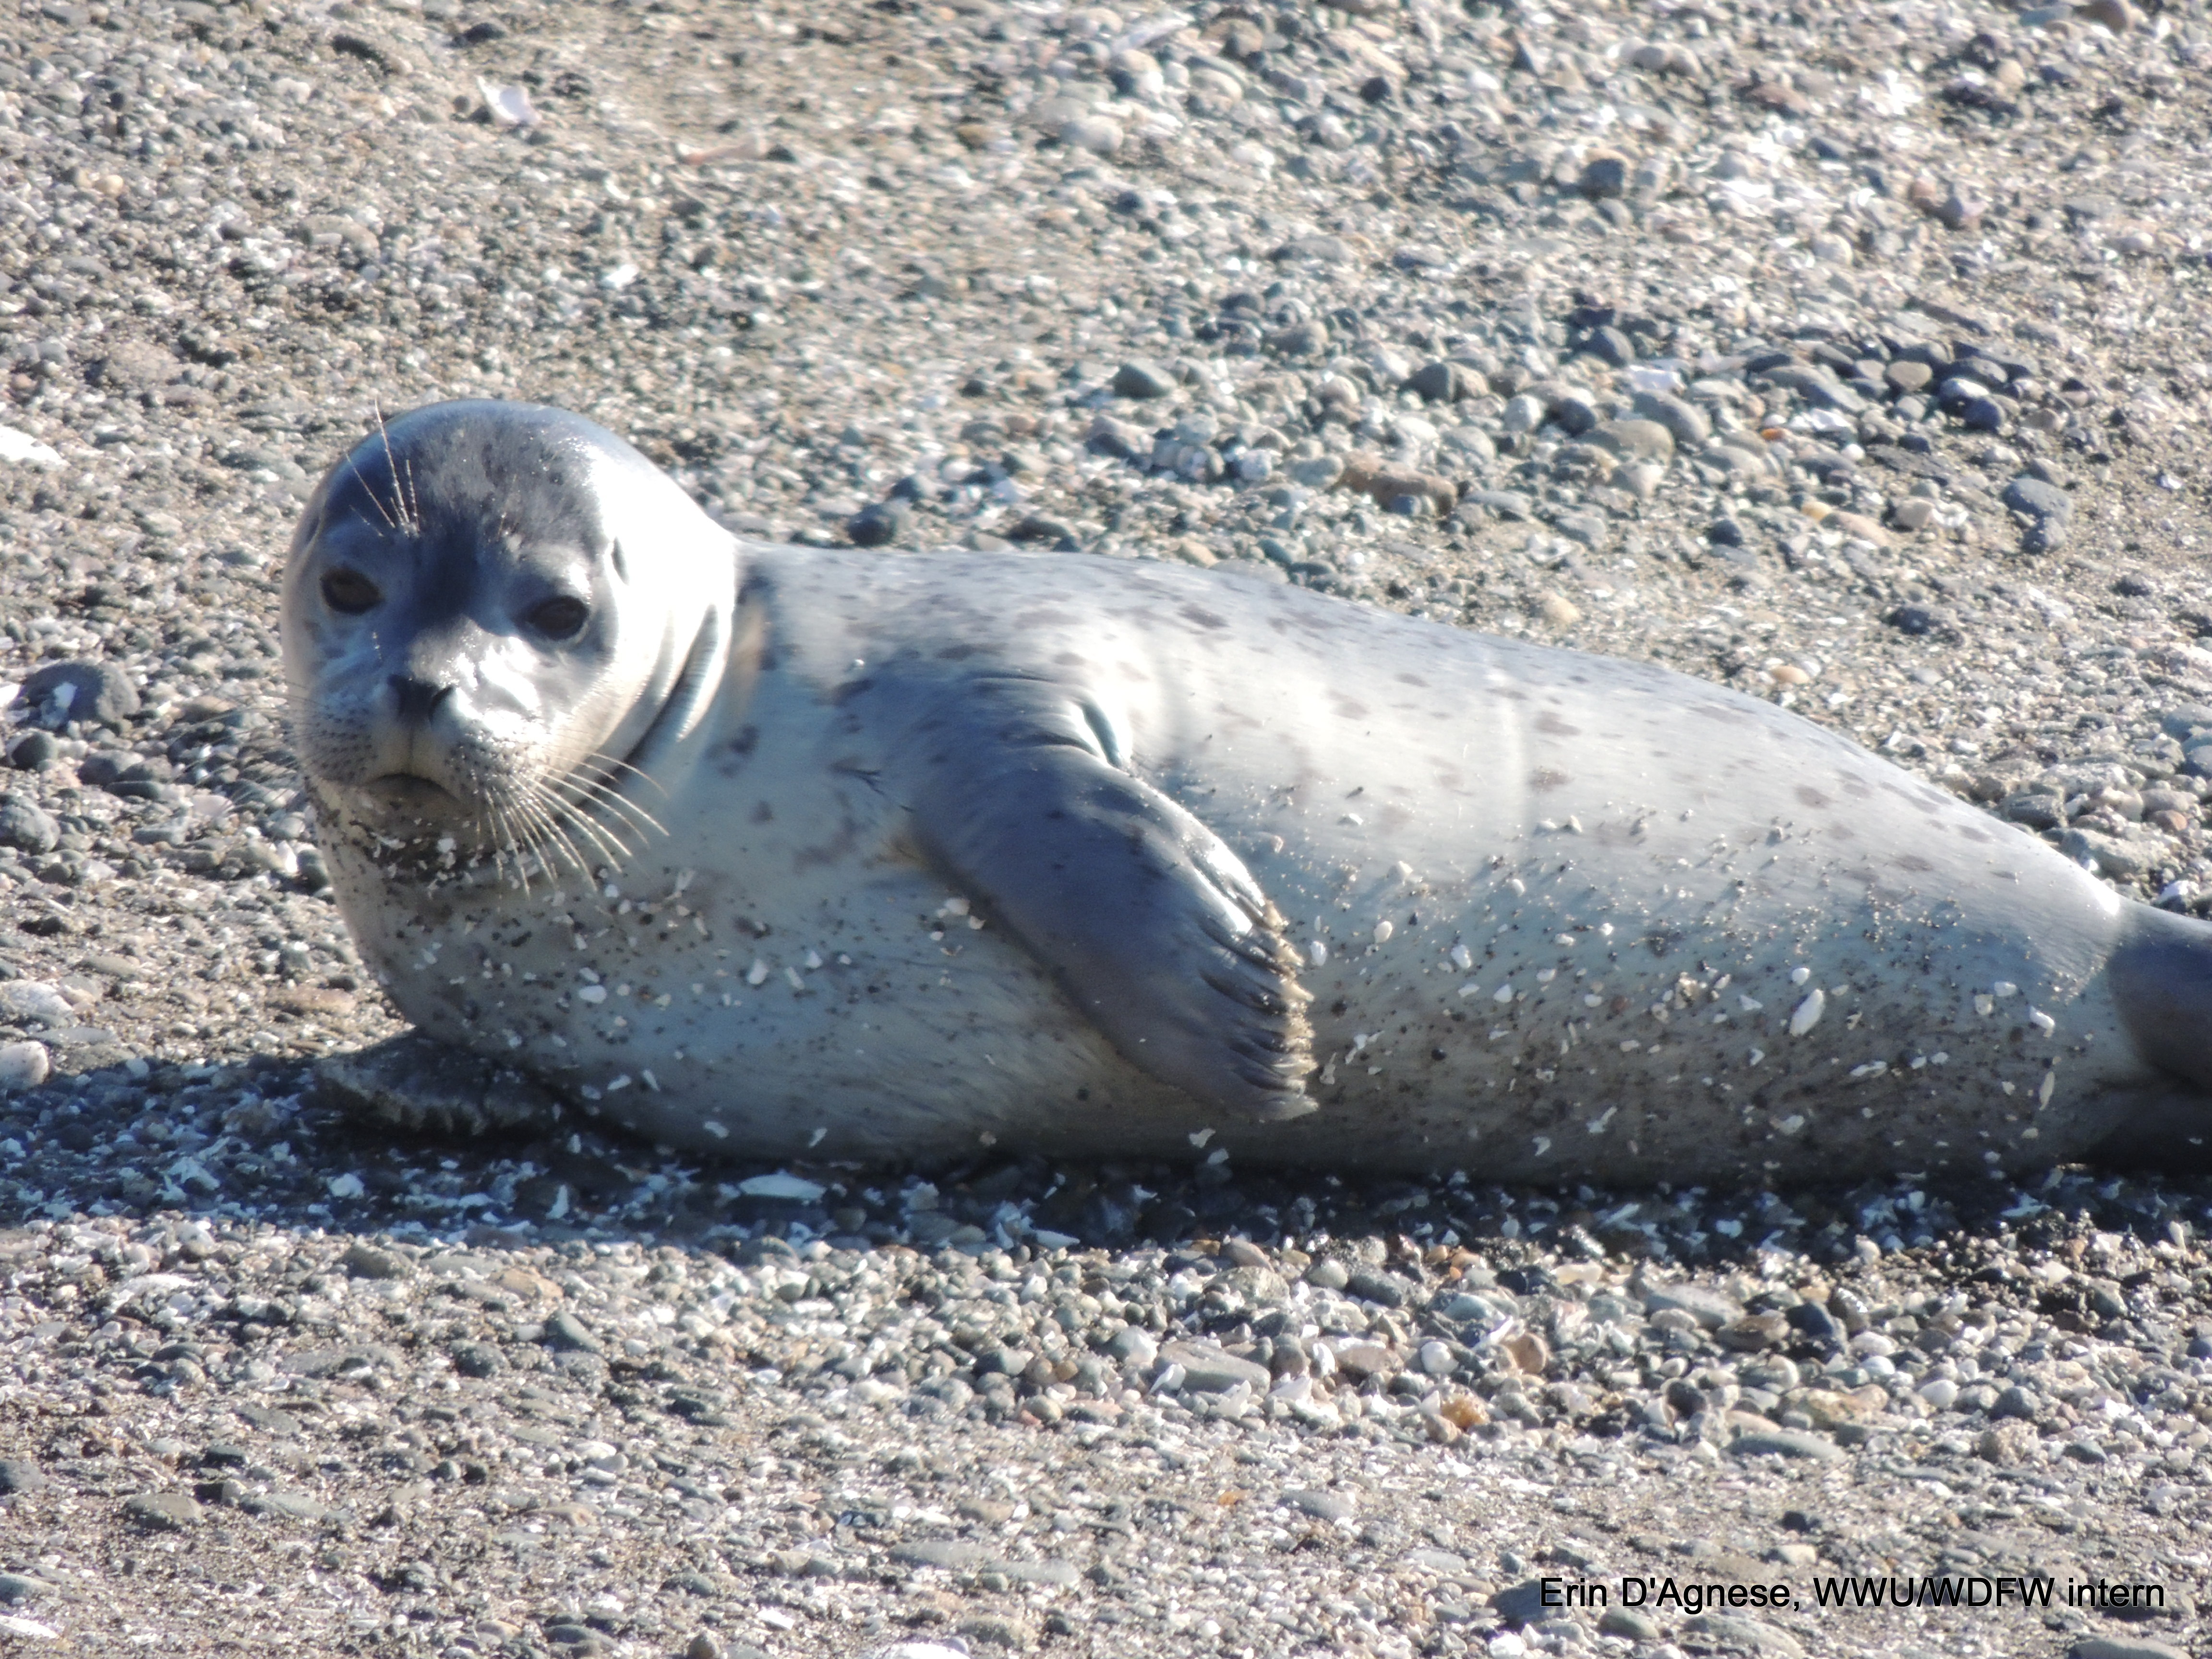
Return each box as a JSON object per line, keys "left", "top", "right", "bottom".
{"left": 283, "top": 399, "right": 2212, "bottom": 1184}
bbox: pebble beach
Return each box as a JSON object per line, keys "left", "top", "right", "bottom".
{"left": 5, "top": 0, "right": 2212, "bottom": 1653}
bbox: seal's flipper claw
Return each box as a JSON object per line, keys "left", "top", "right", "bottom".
{"left": 903, "top": 684, "right": 1315, "bottom": 1121}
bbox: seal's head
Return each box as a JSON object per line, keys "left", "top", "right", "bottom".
{"left": 282, "top": 400, "right": 733, "bottom": 876}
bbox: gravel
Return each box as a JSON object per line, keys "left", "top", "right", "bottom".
{"left": 6, "top": 0, "right": 2212, "bottom": 1652}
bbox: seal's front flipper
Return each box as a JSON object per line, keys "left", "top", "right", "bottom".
{"left": 314, "top": 1032, "right": 563, "bottom": 1137}
{"left": 904, "top": 682, "right": 1314, "bottom": 1121}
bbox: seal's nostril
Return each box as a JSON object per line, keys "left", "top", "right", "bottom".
{"left": 389, "top": 674, "right": 452, "bottom": 724}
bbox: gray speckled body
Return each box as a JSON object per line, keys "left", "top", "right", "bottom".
{"left": 288, "top": 402, "right": 2212, "bottom": 1183}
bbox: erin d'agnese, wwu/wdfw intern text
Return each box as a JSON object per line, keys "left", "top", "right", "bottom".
{"left": 1534, "top": 1573, "right": 2169, "bottom": 1615}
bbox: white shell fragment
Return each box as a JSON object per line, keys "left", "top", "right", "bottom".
{"left": 0, "top": 427, "right": 63, "bottom": 468}
{"left": 736, "top": 1172, "right": 826, "bottom": 1202}
{"left": 1787, "top": 988, "right": 1825, "bottom": 1036}
{"left": 476, "top": 78, "right": 540, "bottom": 128}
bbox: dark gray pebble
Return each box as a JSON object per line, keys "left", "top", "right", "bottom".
{"left": 0, "top": 794, "right": 58, "bottom": 856}
{"left": 2002, "top": 474, "right": 2074, "bottom": 552}
{"left": 18, "top": 660, "right": 139, "bottom": 728}
{"left": 542, "top": 1310, "right": 604, "bottom": 1353}
{"left": 1112, "top": 360, "right": 1177, "bottom": 400}
{"left": 846, "top": 499, "right": 914, "bottom": 547}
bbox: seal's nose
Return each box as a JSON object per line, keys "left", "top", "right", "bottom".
{"left": 388, "top": 674, "right": 453, "bottom": 726}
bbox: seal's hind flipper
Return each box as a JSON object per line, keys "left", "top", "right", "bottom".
{"left": 901, "top": 679, "right": 1316, "bottom": 1122}
{"left": 2111, "top": 903, "right": 2212, "bottom": 1094}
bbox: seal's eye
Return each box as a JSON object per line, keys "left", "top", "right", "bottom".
{"left": 321, "top": 569, "right": 381, "bottom": 614}
{"left": 526, "top": 596, "right": 590, "bottom": 641}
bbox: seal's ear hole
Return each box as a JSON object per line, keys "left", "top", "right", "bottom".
{"left": 526, "top": 595, "right": 590, "bottom": 641}
{"left": 321, "top": 568, "right": 382, "bottom": 615}
{"left": 608, "top": 538, "right": 629, "bottom": 583}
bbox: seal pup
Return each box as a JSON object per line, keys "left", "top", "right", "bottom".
{"left": 283, "top": 400, "right": 2212, "bottom": 1183}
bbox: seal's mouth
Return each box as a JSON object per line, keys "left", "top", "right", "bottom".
{"left": 354, "top": 773, "right": 465, "bottom": 823}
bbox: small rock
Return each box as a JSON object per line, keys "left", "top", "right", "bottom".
{"left": 0, "top": 794, "right": 59, "bottom": 856}
{"left": 124, "top": 1491, "right": 205, "bottom": 1531}
{"left": 1463, "top": 489, "right": 1532, "bottom": 521}
{"left": 1405, "top": 361, "right": 1480, "bottom": 403}
{"left": 1828, "top": 511, "right": 1891, "bottom": 546}
{"left": 1682, "top": 1614, "right": 1803, "bottom": 1657}
{"left": 1962, "top": 395, "right": 2013, "bottom": 432}
{"left": 1059, "top": 114, "right": 1123, "bottom": 155}
{"left": 1273, "top": 235, "right": 1351, "bottom": 265}
{"left": 2061, "top": 827, "right": 2156, "bottom": 880}
{"left": 1581, "top": 325, "right": 1635, "bottom": 367}
{"left": 1718, "top": 1314, "right": 1789, "bottom": 1351}
{"left": 1589, "top": 419, "right": 1674, "bottom": 463}
{"left": 0, "top": 1459, "right": 48, "bottom": 1495}
{"left": 20, "top": 660, "right": 140, "bottom": 728}
{"left": 1329, "top": 1341, "right": 1396, "bottom": 1380}
{"left": 1600, "top": 1608, "right": 1663, "bottom": 1640}
{"left": 1644, "top": 1284, "right": 1744, "bottom": 1328}
{"left": 0, "top": 983, "right": 72, "bottom": 1025}
{"left": 1887, "top": 606, "right": 1944, "bottom": 637}
{"left": 1284, "top": 1488, "right": 1356, "bottom": 1523}
{"left": 341, "top": 1242, "right": 409, "bottom": 1281}
{"left": 1112, "top": 360, "right": 1177, "bottom": 400}
{"left": 1757, "top": 363, "right": 1866, "bottom": 414}
{"left": 1492, "top": 1579, "right": 1552, "bottom": 1624}
{"left": 542, "top": 1311, "right": 603, "bottom": 1354}
{"left": 1159, "top": 1345, "right": 1265, "bottom": 1398}
{"left": 2072, "top": 1641, "right": 2187, "bottom": 1659}
{"left": 1499, "top": 1332, "right": 1549, "bottom": 1374}
{"left": 1631, "top": 391, "right": 1711, "bottom": 446}
{"left": 330, "top": 28, "right": 424, "bottom": 75}
{"left": 1344, "top": 1268, "right": 1410, "bottom": 1308}
{"left": 1731, "top": 1430, "right": 1845, "bottom": 1463}
{"left": 847, "top": 500, "right": 914, "bottom": 547}
{"left": 1785, "top": 1302, "right": 1843, "bottom": 1344}
{"left": 6, "top": 732, "right": 55, "bottom": 770}
{"left": 2002, "top": 474, "right": 2073, "bottom": 553}
{"left": 1539, "top": 593, "right": 1582, "bottom": 628}
{"left": 450, "top": 1341, "right": 505, "bottom": 1378}
{"left": 686, "top": 1635, "right": 724, "bottom": 1659}
{"left": 1304, "top": 1258, "right": 1350, "bottom": 1290}
{"left": 1267, "top": 320, "right": 1330, "bottom": 358}
{"left": 1082, "top": 417, "right": 1145, "bottom": 461}
{"left": 1106, "top": 1326, "right": 1158, "bottom": 1366}
{"left": 1578, "top": 154, "right": 1630, "bottom": 198}
{"left": 1500, "top": 393, "right": 1548, "bottom": 434}
{"left": 1336, "top": 454, "right": 1455, "bottom": 515}
{"left": 953, "top": 1612, "right": 1035, "bottom": 1651}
